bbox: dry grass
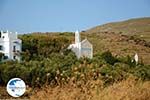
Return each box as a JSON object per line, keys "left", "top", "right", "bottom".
{"left": 87, "top": 17, "right": 150, "bottom": 40}
{"left": 30, "top": 76, "right": 150, "bottom": 100}
{"left": 92, "top": 76, "right": 150, "bottom": 100}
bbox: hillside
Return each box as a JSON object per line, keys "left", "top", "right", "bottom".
{"left": 81, "top": 17, "right": 150, "bottom": 64}
{"left": 0, "top": 18, "right": 150, "bottom": 99}
{"left": 86, "top": 17, "right": 150, "bottom": 42}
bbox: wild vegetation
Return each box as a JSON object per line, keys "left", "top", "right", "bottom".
{"left": 0, "top": 32, "right": 150, "bottom": 99}
{"left": 30, "top": 76, "right": 150, "bottom": 100}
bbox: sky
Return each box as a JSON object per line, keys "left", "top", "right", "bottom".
{"left": 0, "top": 0, "right": 150, "bottom": 33}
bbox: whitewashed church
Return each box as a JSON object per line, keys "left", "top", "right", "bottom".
{"left": 0, "top": 30, "right": 22, "bottom": 61}
{"left": 68, "top": 30, "right": 93, "bottom": 59}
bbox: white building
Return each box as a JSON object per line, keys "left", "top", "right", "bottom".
{"left": 0, "top": 30, "right": 22, "bottom": 61}
{"left": 68, "top": 30, "right": 93, "bottom": 59}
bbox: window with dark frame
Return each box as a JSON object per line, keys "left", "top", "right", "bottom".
{"left": 0, "top": 45, "right": 3, "bottom": 50}
{"left": 13, "top": 45, "right": 16, "bottom": 52}
{"left": 13, "top": 56, "right": 16, "bottom": 59}
{"left": 4, "top": 55, "right": 8, "bottom": 60}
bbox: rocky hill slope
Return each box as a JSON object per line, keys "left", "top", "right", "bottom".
{"left": 81, "top": 17, "right": 150, "bottom": 64}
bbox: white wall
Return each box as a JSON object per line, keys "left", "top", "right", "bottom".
{"left": 0, "top": 31, "right": 21, "bottom": 61}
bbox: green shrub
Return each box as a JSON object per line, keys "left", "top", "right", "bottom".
{"left": 0, "top": 33, "right": 149, "bottom": 88}
{"left": 101, "top": 51, "right": 118, "bottom": 65}
{"left": 133, "top": 65, "right": 150, "bottom": 81}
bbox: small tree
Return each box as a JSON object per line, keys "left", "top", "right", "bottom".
{"left": 101, "top": 51, "right": 118, "bottom": 65}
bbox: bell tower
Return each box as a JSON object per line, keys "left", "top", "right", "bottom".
{"left": 75, "top": 30, "right": 80, "bottom": 44}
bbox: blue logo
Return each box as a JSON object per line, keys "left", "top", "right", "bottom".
{"left": 6, "top": 78, "right": 26, "bottom": 97}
